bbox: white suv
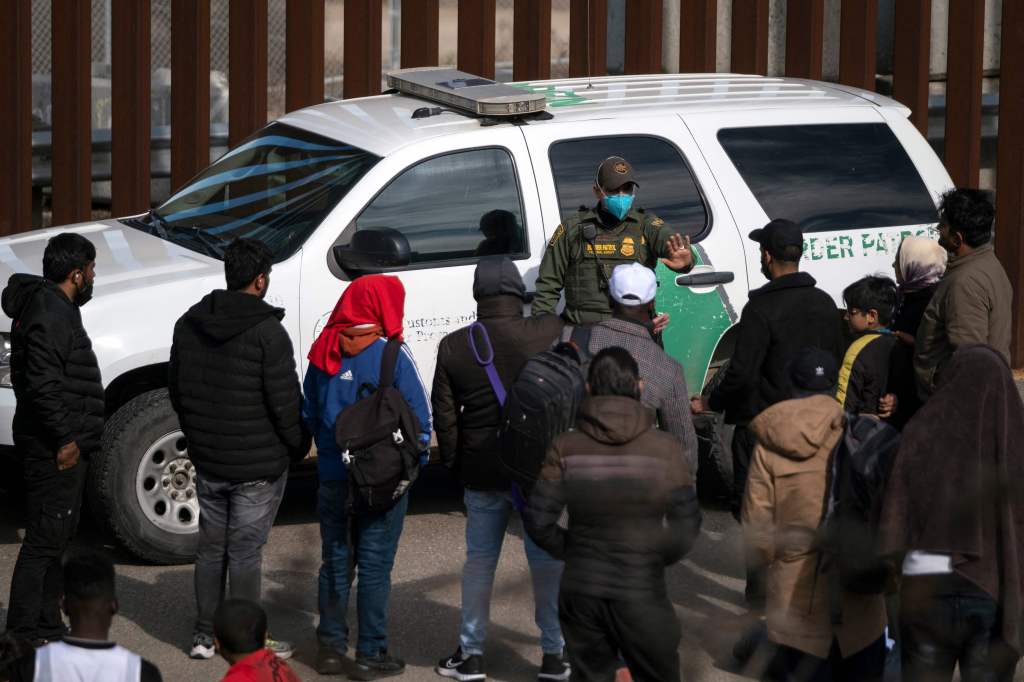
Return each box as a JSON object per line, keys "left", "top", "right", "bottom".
{"left": 0, "top": 71, "right": 951, "bottom": 563}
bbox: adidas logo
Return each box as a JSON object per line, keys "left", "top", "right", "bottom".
{"left": 339, "top": 369, "right": 354, "bottom": 381}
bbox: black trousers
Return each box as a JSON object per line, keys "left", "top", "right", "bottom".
{"left": 771, "top": 637, "right": 886, "bottom": 682}
{"left": 6, "top": 455, "right": 88, "bottom": 641}
{"left": 900, "top": 574, "right": 1019, "bottom": 682}
{"left": 732, "top": 425, "right": 766, "bottom": 609}
{"left": 558, "top": 591, "right": 680, "bottom": 682}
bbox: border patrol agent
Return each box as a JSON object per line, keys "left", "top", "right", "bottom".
{"left": 532, "top": 156, "right": 694, "bottom": 325}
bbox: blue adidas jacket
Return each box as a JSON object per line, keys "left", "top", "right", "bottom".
{"left": 302, "top": 339, "right": 432, "bottom": 482}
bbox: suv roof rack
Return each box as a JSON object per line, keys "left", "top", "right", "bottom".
{"left": 386, "top": 68, "right": 548, "bottom": 118}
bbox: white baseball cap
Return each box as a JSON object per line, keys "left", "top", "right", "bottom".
{"left": 609, "top": 262, "right": 657, "bottom": 306}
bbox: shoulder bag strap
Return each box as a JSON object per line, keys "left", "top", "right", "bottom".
{"left": 379, "top": 337, "right": 403, "bottom": 389}
{"left": 469, "top": 321, "right": 507, "bottom": 406}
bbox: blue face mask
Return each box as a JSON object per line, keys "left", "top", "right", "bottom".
{"left": 602, "top": 193, "right": 634, "bottom": 221}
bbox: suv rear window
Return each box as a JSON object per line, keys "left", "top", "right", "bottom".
{"left": 549, "top": 136, "right": 709, "bottom": 239}
{"left": 717, "top": 123, "right": 937, "bottom": 232}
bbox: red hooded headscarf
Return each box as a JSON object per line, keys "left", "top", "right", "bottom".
{"left": 307, "top": 274, "right": 406, "bottom": 376}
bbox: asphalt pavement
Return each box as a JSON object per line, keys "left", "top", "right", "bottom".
{"left": 0, "top": 466, "right": 757, "bottom": 682}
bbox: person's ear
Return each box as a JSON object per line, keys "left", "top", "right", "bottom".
{"left": 585, "top": 382, "right": 592, "bottom": 395}
{"left": 638, "top": 379, "right": 645, "bottom": 394}
{"left": 867, "top": 309, "right": 880, "bottom": 325}
{"left": 111, "top": 598, "right": 119, "bottom": 616}
{"left": 593, "top": 184, "right": 602, "bottom": 200}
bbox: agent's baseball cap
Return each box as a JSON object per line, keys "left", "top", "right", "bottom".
{"left": 748, "top": 218, "right": 804, "bottom": 259}
{"left": 788, "top": 347, "right": 839, "bottom": 396}
{"left": 596, "top": 156, "right": 638, "bottom": 192}
{"left": 609, "top": 262, "right": 657, "bottom": 306}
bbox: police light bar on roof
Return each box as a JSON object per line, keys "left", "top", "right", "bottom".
{"left": 386, "top": 68, "right": 547, "bottom": 117}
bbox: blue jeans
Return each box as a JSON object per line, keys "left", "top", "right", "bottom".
{"left": 460, "top": 489, "right": 564, "bottom": 656}
{"left": 317, "top": 481, "right": 408, "bottom": 657}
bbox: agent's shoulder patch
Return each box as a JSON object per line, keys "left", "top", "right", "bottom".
{"left": 548, "top": 224, "right": 566, "bottom": 247}
{"left": 649, "top": 216, "right": 664, "bottom": 227}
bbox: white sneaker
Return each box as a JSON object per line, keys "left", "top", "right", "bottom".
{"left": 266, "top": 636, "right": 294, "bottom": 660}
{"left": 189, "top": 633, "right": 215, "bottom": 660}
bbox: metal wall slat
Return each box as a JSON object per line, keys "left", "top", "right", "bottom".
{"left": 229, "top": 0, "right": 268, "bottom": 148}
{"left": 112, "top": 0, "right": 152, "bottom": 215}
{"left": 785, "top": 0, "right": 824, "bottom": 79}
{"left": 0, "top": 0, "right": 32, "bottom": 234}
{"left": 731, "top": 0, "right": 769, "bottom": 76}
{"left": 514, "top": 0, "right": 552, "bottom": 81}
{"left": 51, "top": 0, "right": 93, "bottom": 225}
{"left": 996, "top": 0, "right": 1024, "bottom": 366}
{"left": 344, "top": 0, "right": 383, "bottom": 98}
{"left": 568, "top": 0, "right": 607, "bottom": 78}
{"left": 400, "top": 0, "right": 439, "bottom": 68}
{"left": 458, "top": 0, "right": 496, "bottom": 79}
{"left": 286, "top": 0, "right": 326, "bottom": 112}
{"left": 892, "top": 0, "right": 931, "bottom": 133}
{"left": 944, "top": 0, "right": 985, "bottom": 187}
{"left": 838, "top": 0, "right": 877, "bottom": 91}
{"left": 624, "top": 0, "right": 662, "bottom": 74}
{"left": 171, "top": 0, "right": 210, "bottom": 192}
{"left": 680, "top": 0, "right": 717, "bottom": 73}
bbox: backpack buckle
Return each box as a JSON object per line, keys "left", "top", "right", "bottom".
{"left": 392, "top": 429, "right": 405, "bottom": 445}
{"left": 341, "top": 449, "right": 352, "bottom": 465}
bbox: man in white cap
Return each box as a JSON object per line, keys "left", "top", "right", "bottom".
{"left": 579, "top": 262, "right": 699, "bottom": 471}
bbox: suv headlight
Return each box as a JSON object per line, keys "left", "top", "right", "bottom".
{"left": 0, "top": 332, "right": 11, "bottom": 388}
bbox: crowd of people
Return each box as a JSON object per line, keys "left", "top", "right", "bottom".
{"left": 0, "top": 151, "right": 1021, "bottom": 682}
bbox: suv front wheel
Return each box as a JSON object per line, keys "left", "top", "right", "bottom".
{"left": 89, "top": 389, "right": 199, "bottom": 564}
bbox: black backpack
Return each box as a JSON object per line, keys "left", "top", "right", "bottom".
{"left": 498, "top": 326, "right": 592, "bottom": 494}
{"left": 816, "top": 413, "right": 901, "bottom": 623}
{"left": 334, "top": 339, "right": 423, "bottom": 513}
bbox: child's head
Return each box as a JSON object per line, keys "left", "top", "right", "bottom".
{"left": 62, "top": 549, "right": 118, "bottom": 634}
{"left": 843, "top": 276, "right": 897, "bottom": 333}
{"left": 214, "top": 599, "right": 267, "bottom": 664}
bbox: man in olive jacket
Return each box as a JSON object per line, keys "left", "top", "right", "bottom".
{"left": 3, "top": 233, "right": 104, "bottom": 645}
{"left": 915, "top": 188, "right": 1014, "bottom": 395}
{"left": 432, "top": 257, "right": 568, "bottom": 680}
{"left": 169, "top": 238, "right": 308, "bottom": 660}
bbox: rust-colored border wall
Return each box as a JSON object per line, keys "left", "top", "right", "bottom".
{"left": 945, "top": 0, "right": 985, "bottom": 187}
{"left": 892, "top": 0, "right": 931, "bottom": 133}
{"left": 839, "top": 0, "right": 878, "bottom": 91}
{"left": 458, "top": 0, "right": 496, "bottom": 80}
{"left": 0, "top": 0, "right": 32, "bottom": 235}
{"left": 171, "top": 0, "right": 211, "bottom": 191}
{"left": 229, "top": 0, "right": 268, "bottom": 147}
{"left": 401, "top": 0, "right": 439, "bottom": 68}
{"left": 569, "top": 0, "right": 607, "bottom": 77}
{"left": 731, "top": 0, "right": 769, "bottom": 76}
{"left": 680, "top": 0, "right": 717, "bottom": 73}
{"left": 112, "top": 0, "right": 152, "bottom": 215}
{"left": 514, "top": 0, "right": 552, "bottom": 81}
{"left": 286, "top": 0, "right": 326, "bottom": 112}
{"left": 52, "top": 0, "right": 93, "bottom": 225}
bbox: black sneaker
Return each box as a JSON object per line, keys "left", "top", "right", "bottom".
{"left": 350, "top": 650, "right": 406, "bottom": 681}
{"left": 436, "top": 647, "right": 485, "bottom": 681}
{"left": 538, "top": 651, "right": 571, "bottom": 681}
{"left": 315, "top": 645, "right": 350, "bottom": 675}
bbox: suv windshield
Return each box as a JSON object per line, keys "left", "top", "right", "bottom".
{"left": 123, "top": 122, "right": 380, "bottom": 261}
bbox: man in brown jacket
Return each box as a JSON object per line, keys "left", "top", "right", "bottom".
{"left": 743, "top": 348, "right": 887, "bottom": 681}
{"left": 525, "top": 347, "right": 701, "bottom": 682}
{"left": 915, "top": 189, "right": 1013, "bottom": 395}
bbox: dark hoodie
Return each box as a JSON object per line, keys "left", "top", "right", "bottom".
{"left": 2, "top": 274, "right": 104, "bottom": 457}
{"left": 168, "top": 290, "right": 307, "bottom": 482}
{"left": 525, "top": 395, "right": 702, "bottom": 600}
{"left": 432, "top": 257, "right": 563, "bottom": 490}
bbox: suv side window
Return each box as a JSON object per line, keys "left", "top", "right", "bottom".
{"left": 354, "top": 147, "right": 527, "bottom": 265}
{"left": 548, "top": 135, "right": 709, "bottom": 239}
{"left": 717, "top": 123, "right": 938, "bottom": 232}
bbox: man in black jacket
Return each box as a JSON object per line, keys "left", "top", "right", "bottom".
{"left": 432, "top": 257, "right": 568, "bottom": 682}
{"left": 168, "top": 238, "right": 308, "bottom": 661}
{"left": 691, "top": 218, "right": 842, "bottom": 606}
{"left": 2, "top": 233, "right": 104, "bottom": 646}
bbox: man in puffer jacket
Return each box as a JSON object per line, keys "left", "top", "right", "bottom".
{"left": 525, "top": 347, "right": 701, "bottom": 682}
{"left": 743, "top": 349, "right": 887, "bottom": 681}
{"left": 169, "top": 238, "right": 308, "bottom": 661}
{"left": 432, "top": 257, "right": 567, "bottom": 681}
{"left": 3, "top": 233, "right": 104, "bottom": 645}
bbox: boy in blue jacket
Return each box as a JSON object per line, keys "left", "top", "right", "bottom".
{"left": 302, "top": 275, "right": 431, "bottom": 680}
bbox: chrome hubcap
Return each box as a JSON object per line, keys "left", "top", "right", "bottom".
{"left": 135, "top": 431, "right": 199, "bottom": 534}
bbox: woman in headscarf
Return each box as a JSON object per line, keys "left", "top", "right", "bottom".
{"left": 891, "top": 235, "right": 948, "bottom": 345}
{"left": 302, "top": 274, "right": 431, "bottom": 679}
{"left": 886, "top": 236, "right": 948, "bottom": 427}
{"left": 878, "top": 345, "right": 1024, "bottom": 682}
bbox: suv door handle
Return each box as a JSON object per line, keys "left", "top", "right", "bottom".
{"left": 675, "top": 271, "right": 735, "bottom": 287}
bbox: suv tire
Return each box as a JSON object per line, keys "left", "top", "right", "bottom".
{"left": 89, "top": 389, "right": 198, "bottom": 564}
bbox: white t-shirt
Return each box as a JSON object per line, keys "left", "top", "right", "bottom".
{"left": 33, "top": 640, "right": 141, "bottom": 682}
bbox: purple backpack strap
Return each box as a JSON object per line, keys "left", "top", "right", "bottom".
{"left": 468, "top": 321, "right": 507, "bottom": 406}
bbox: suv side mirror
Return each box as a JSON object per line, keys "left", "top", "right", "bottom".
{"left": 333, "top": 227, "right": 412, "bottom": 274}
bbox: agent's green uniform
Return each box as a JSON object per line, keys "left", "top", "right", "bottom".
{"left": 532, "top": 205, "right": 679, "bottom": 324}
